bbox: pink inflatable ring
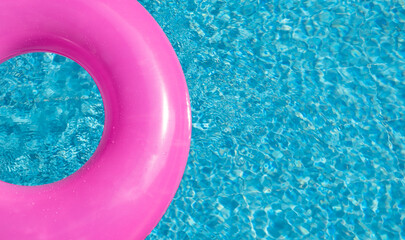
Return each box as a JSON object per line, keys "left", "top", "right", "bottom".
{"left": 0, "top": 0, "right": 191, "bottom": 239}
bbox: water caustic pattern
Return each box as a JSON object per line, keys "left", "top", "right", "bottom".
{"left": 0, "top": 53, "right": 104, "bottom": 186}
{"left": 138, "top": 0, "right": 405, "bottom": 239}
{"left": 0, "top": 0, "right": 403, "bottom": 239}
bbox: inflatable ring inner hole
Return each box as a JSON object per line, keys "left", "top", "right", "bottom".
{"left": 0, "top": 52, "right": 105, "bottom": 186}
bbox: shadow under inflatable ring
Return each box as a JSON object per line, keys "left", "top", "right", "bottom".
{"left": 0, "top": 0, "right": 191, "bottom": 239}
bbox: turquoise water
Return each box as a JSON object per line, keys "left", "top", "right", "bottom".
{"left": 140, "top": 0, "right": 405, "bottom": 239}
{"left": 0, "top": 0, "right": 404, "bottom": 239}
{"left": 0, "top": 53, "right": 104, "bottom": 185}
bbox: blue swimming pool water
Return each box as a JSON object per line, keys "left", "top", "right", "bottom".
{"left": 0, "top": 53, "right": 104, "bottom": 185}
{"left": 139, "top": 0, "right": 405, "bottom": 239}
{"left": 0, "top": 0, "right": 404, "bottom": 239}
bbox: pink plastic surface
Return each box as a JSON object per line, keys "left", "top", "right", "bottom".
{"left": 0, "top": 0, "right": 191, "bottom": 239}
